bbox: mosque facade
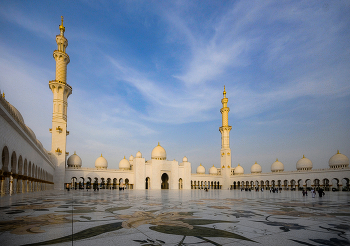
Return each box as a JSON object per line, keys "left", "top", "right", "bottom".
{"left": 0, "top": 18, "right": 349, "bottom": 195}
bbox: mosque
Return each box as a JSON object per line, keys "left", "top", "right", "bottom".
{"left": 0, "top": 18, "right": 349, "bottom": 195}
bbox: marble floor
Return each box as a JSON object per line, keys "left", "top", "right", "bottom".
{"left": 0, "top": 189, "right": 349, "bottom": 246}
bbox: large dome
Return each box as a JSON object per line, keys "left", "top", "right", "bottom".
{"left": 119, "top": 156, "right": 130, "bottom": 170}
{"left": 296, "top": 155, "right": 312, "bottom": 171}
{"left": 136, "top": 151, "right": 142, "bottom": 158}
{"left": 67, "top": 151, "right": 82, "bottom": 168}
{"left": 235, "top": 164, "right": 244, "bottom": 175}
{"left": 251, "top": 162, "right": 262, "bottom": 173}
{"left": 271, "top": 158, "right": 284, "bottom": 172}
{"left": 196, "top": 163, "right": 205, "bottom": 174}
{"left": 209, "top": 165, "right": 218, "bottom": 175}
{"left": 95, "top": 154, "right": 108, "bottom": 169}
{"left": 329, "top": 150, "right": 349, "bottom": 169}
{"left": 151, "top": 143, "right": 166, "bottom": 160}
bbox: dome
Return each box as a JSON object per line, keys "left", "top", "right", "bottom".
{"left": 67, "top": 151, "right": 82, "bottom": 168}
{"left": 183, "top": 156, "right": 188, "bottom": 162}
{"left": 119, "top": 156, "right": 130, "bottom": 170}
{"left": 136, "top": 151, "right": 142, "bottom": 158}
{"left": 8, "top": 102, "right": 24, "bottom": 124}
{"left": 296, "top": 155, "right": 313, "bottom": 170}
{"left": 151, "top": 143, "right": 166, "bottom": 160}
{"left": 95, "top": 154, "right": 108, "bottom": 169}
{"left": 329, "top": 150, "right": 349, "bottom": 169}
{"left": 196, "top": 163, "right": 205, "bottom": 174}
{"left": 271, "top": 158, "right": 284, "bottom": 172}
{"left": 25, "top": 125, "right": 36, "bottom": 140}
{"left": 251, "top": 161, "right": 262, "bottom": 173}
{"left": 235, "top": 164, "right": 244, "bottom": 175}
{"left": 129, "top": 155, "right": 134, "bottom": 161}
{"left": 209, "top": 165, "right": 218, "bottom": 175}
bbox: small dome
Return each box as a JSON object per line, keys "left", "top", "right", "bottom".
{"left": 296, "top": 155, "right": 313, "bottom": 170}
{"left": 129, "top": 155, "right": 134, "bottom": 161}
{"left": 183, "top": 156, "right": 188, "bottom": 162}
{"left": 329, "top": 150, "right": 349, "bottom": 169}
{"left": 151, "top": 142, "right": 166, "bottom": 160}
{"left": 209, "top": 165, "right": 218, "bottom": 175}
{"left": 235, "top": 164, "right": 244, "bottom": 174}
{"left": 271, "top": 158, "right": 284, "bottom": 172}
{"left": 67, "top": 151, "right": 82, "bottom": 168}
{"left": 196, "top": 163, "right": 205, "bottom": 174}
{"left": 251, "top": 161, "right": 262, "bottom": 173}
{"left": 25, "top": 125, "right": 36, "bottom": 140}
{"left": 136, "top": 151, "right": 142, "bottom": 158}
{"left": 8, "top": 102, "right": 24, "bottom": 124}
{"left": 95, "top": 154, "right": 108, "bottom": 169}
{"left": 119, "top": 156, "right": 130, "bottom": 170}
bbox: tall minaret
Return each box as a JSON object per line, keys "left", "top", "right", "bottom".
{"left": 219, "top": 86, "right": 232, "bottom": 189}
{"left": 49, "top": 17, "right": 72, "bottom": 190}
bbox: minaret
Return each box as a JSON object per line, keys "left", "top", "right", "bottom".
{"left": 49, "top": 17, "right": 72, "bottom": 190}
{"left": 219, "top": 86, "right": 232, "bottom": 189}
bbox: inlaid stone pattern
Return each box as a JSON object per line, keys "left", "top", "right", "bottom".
{"left": 0, "top": 190, "right": 349, "bottom": 246}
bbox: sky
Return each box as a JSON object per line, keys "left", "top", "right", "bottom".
{"left": 0, "top": 0, "right": 349, "bottom": 173}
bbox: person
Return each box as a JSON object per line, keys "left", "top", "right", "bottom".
{"left": 318, "top": 188, "right": 324, "bottom": 197}
{"left": 311, "top": 189, "right": 315, "bottom": 198}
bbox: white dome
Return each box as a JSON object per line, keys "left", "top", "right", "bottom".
{"left": 296, "top": 155, "right": 313, "bottom": 170}
{"left": 271, "top": 158, "right": 284, "bottom": 172}
{"left": 329, "top": 150, "right": 349, "bottom": 168}
{"left": 209, "top": 165, "right": 217, "bottom": 175}
{"left": 8, "top": 102, "right": 24, "bottom": 124}
{"left": 183, "top": 156, "right": 188, "bottom": 162}
{"left": 95, "top": 154, "right": 108, "bottom": 169}
{"left": 136, "top": 151, "right": 142, "bottom": 158}
{"left": 196, "top": 164, "right": 205, "bottom": 174}
{"left": 25, "top": 125, "right": 36, "bottom": 140}
{"left": 235, "top": 164, "right": 244, "bottom": 174}
{"left": 67, "top": 151, "right": 82, "bottom": 168}
{"left": 129, "top": 155, "right": 134, "bottom": 161}
{"left": 119, "top": 156, "right": 130, "bottom": 170}
{"left": 151, "top": 143, "right": 166, "bottom": 160}
{"left": 251, "top": 162, "right": 262, "bottom": 173}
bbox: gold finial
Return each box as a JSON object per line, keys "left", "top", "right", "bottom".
{"left": 2, "top": 92, "right": 4, "bottom": 98}
{"left": 101, "top": 153, "right": 103, "bottom": 157}
{"left": 158, "top": 142, "right": 160, "bottom": 146}
{"left": 124, "top": 156, "right": 125, "bottom": 159}
{"left": 337, "top": 150, "right": 340, "bottom": 154}
{"left": 303, "top": 154, "right": 305, "bottom": 158}
{"left": 59, "top": 16, "right": 65, "bottom": 34}
{"left": 74, "top": 151, "right": 76, "bottom": 155}
{"left": 276, "top": 158, "right": 278, "bottom": 161}
{"left": 238, "top": 163, "right": 240, "bottom": 166}
{"left": 200, "top": 163, "right": 202, "bottom": 166}
{"left": 255, "top": 161, "right": 257, "bottom": 164}
{"left": 223, "top": 85, "right": 226, "bottom": 98}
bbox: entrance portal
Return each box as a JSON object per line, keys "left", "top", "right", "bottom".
{"left": 161, "top": 173, "right": 169, "bottom": 189}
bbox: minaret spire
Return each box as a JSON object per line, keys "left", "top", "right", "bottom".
{"left": 219, "top": 86, "right": 232, "bottom": 189}
{"left": 49, "top": 17, "right": 72, "bottom": 190}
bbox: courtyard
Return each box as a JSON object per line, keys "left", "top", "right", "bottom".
{"left": 0, "top": 189, "right": 349, "bottom": 245}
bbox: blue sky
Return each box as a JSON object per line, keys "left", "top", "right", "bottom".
{"left": 1, "top": 0, "right": 349, "bottom": 172}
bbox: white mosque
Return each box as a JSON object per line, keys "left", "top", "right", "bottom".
{"left": 0, "top": 18, "right": 349, "bottom": 195}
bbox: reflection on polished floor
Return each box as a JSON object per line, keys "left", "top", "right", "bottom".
{"left": 0, "top": 190, "right": 349, "bottom": 245}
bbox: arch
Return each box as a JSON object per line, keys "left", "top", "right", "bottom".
{"left": 290, "top": 179, "right": 296, "bottom": 190}
{"left": 100, "top": 178, "right": 105, "bottom": 189}
{"left": 331, "top": 178, "right": 339, "bottom": 191}
{"left": 323, "top": 178, "right": 330, "bottom": 191}
{"left": 191, "top": 180, "right": 193, "bottom": 189}
{"left": 313, "top": 179, "right": 320, "bottom": 189}
{"left": 17, "top": 155, "right": 23, "bottom": 175}
{"left": 113, "top": 178, "right": 117, "bottom": 189}
{"left": 305, "top": 179, "right": 311, "bottom": 189}
{"left": 297, "top": 179, "right": 303, "bottom": 190}
{"left": 86, "top": 177, "right": 92, "bottom": 189}
{"left": 283, "top": 180, "right": 288, "bottom": 190}
{"left": 23, "top": 159, "right": 27, "bottom": 176}
{"left": 93, "top": 177, "right": 99, "bottom": 189}
{"left": 28, "top": 161, "right": 32, "bottom": 177}
{"left": 119, "top": 178, "right": 123, "bottom": 187}
{"left": 161, "top": 173, "right": 169, "bottom": 189}
{"left": 125, "top": 178, "right": 129, "bottom": 189}
{"left": 179, "top": 178, "right": 183, "bottom": 189}
{"left": 79, "top": 177, "right": 85, "bottom": 189}
{"left": 341, "top": 178, "right": 349, "bottom": 191}
{"left": 106, "top": 178, "right": 111, "bottom": 189}
{"left": 11, "top": 151, "right": 17, "bottom": 173}
{"left": 1, "top": 146, "right": 9, "bottom": 172}
{"left": 146, "top": 177, "right": 150, "bottom": 189}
